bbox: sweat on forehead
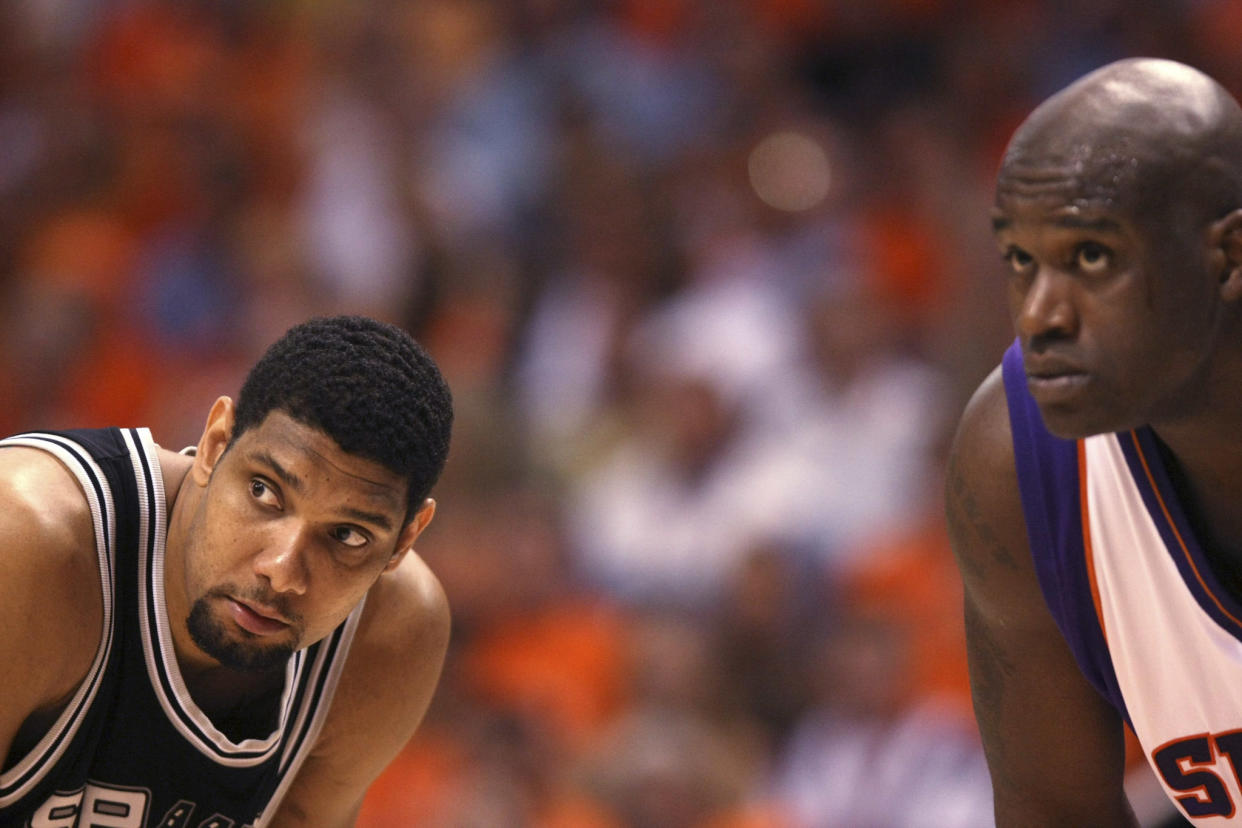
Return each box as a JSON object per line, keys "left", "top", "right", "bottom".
{"left": 999, "top": 58, "right": 1242, "bottom": 216}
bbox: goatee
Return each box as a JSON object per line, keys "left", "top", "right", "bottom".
{"left": 187, "top": 598, "right": 295, "bottom": 672}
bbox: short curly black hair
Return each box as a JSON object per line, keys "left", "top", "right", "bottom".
{"left": 232, "top": 316, "right": 453, "bottom": 520}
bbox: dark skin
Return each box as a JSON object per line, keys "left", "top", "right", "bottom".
{"left": 947, "top": 58, "right": 1242, "bottom": 825}
{"left": 0, "top": 398, "right": 450, "bottom": 826}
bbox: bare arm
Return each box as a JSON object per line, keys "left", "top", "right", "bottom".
{"left": 267, "top": 553, "right": 450, "bottom": 828}
{"left": 946, "top": 368, "right": 1137, "bottom": 827}
{"left": 0, "top": 447, "right": 101, "bottom": 765}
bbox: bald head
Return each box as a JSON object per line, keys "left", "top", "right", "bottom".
{"left": 1000, "top": 58, "right": 1242, "bottom": 225}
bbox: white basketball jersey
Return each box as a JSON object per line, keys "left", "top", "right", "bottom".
{"left": 1004, "top": 339, "right": 1242, "bottom": 824}
{"left": 1085, "top": 431, "right": 1242, "bottom": 823}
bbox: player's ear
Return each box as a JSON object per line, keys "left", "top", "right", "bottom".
{"left": 383, "top": 498, "right": 436, "bottom": 573}
{"left": 1210, "top": 208, "right": 1242, "bottom": 303}
{"left": 192, "top": 396, "right": 236, "bottom": 486}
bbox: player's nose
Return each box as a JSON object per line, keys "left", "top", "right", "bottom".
{"left": 253, "top": 523, "right": 311, "bottom": 595}
{"left": 1015, "top": 267, "right": 1078, "bottom": 345}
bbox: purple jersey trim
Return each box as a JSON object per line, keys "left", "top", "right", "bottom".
{"left": 1120, "top": 428, "right": 1242, "bottom": 642}
{"left": 1001, "top": 340, "right": 1130, "bottom": 724}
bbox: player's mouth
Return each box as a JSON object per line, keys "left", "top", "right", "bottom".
{"left": 1026, "top": 367, "right": 1090, "bottom": 404}
{"left": 1023, "top": 350, "right": 1089, "bottom": 399}
{"left": 227, "top": 597, "right": 290, "bottom": 637}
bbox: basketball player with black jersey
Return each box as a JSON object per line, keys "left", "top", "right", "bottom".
{"left": 947, "top": 58, "right": 1242, "bottom": 825}
{"left": 0, "top": 316, "right": 453, "bottom": 827}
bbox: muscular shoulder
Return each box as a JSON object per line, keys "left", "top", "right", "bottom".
{"left": 947, "top": 369, "right": 1134, "bottom": 823}
{"left": 946, "top": 366, "right": 1022, "bottom": 554}
{"left": 319, "top": 553, "right": 449, "bottom": 756}
{"left": 349, "top": 553, "right": 451, "bottom": 690}
{"left": 0, "top": 447, "right": 103, "bottom": 740}
{"left": 944, "top": 367, "right": 1043, "bottom": 623}
{"left": 269, "top": 554, "right": 449, "bottom": 825}
{"left": 0, "top": 446, "right": 99, "bottom": 612}
{"left": 950, "top": 365, "right": 1013, "bottom": 466}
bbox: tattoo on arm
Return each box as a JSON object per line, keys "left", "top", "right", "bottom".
{"left": 946, "top": 455, "right": 1020, "bottom": 577}
{"left": 964, "top": 595, "right": 1019, "bottom": 792}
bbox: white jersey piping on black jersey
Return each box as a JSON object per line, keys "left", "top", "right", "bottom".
{"left": 0, "top": 432, "right": 118, "bottom": 808}
{"left": 0, "top": 427, "right": 366, "bottom": 826}
{"left": 129, "top": 426, "right": 291, "bottom": 764}
{"left": 123, "top": 427, "right": 364, "bottom": 777}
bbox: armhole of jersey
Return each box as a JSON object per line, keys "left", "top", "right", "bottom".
{"left": 1000, "top": 342, "right": 1130, "bottom": 723}
{"left": 0, "top": 433, "right": 117, "bottom": 807}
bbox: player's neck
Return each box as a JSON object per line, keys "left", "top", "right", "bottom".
{"left": 1152, "top": 431, "right": 1242, "bottom": 588}
{"left": 183, "top": 660, "right": 286, "bottom": 740}
{"left": 1150, "top": 416, "right": 1242, "bottom": 498}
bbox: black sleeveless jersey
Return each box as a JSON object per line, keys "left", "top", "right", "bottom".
{"left": 0, "top": 428, "right": 364, "bottom": 828}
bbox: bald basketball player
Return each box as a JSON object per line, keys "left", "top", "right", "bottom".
{"left": 1, "top": 316, "right": 453, "bottom": 827}
{"left": 948, "top": 58, "right": 1242, "bottom": 825}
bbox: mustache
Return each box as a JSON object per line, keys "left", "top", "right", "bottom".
{"left": 208, "top": 584, "right": 302, "bottom": 626}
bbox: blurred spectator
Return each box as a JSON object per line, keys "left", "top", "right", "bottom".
{"left": 769, "top": 601, "right": 994, "bottom": 828}
{"left": 564, "top": 275, "right": 800, "bottom": 605}
{"left": 755, "top": 275, "right": 951, "bottom": 570}
{"left": 580, "top": 608, "right": 770, "bottom": 828}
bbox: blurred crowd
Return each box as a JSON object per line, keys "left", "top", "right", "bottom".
{"left": 4, "top": 0, "right": 1239, "bottom": 825}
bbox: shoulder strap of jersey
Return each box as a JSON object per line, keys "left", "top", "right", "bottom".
{"left": 1001, "top": 342, "right": 1130, "bottom": 722}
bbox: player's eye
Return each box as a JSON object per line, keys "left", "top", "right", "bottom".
{"left": 1075, "top": 242, "right": 1111, "bottom": 274}
{"left": 250, "top": 478, "right": 280, "bottom": 508}
{"left": 330, "top": 526, "right": 369, "bottom": 549}
{"left": 1004, "top": 247, "right": 1036, "bottom": 276}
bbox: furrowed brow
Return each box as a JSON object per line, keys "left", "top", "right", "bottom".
{"left": 250, "top": 450, "right": 398, "bottom": 532}
{"left": 250, "top": 450, "right": 305, "bottom": 494}
{"left": 339, "top": 507, "right": 395, "bottom": 534}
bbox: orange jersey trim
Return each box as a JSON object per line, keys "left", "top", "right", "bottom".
{"left": 1079, "top": 439, "right": 1108, "bottom": 643}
